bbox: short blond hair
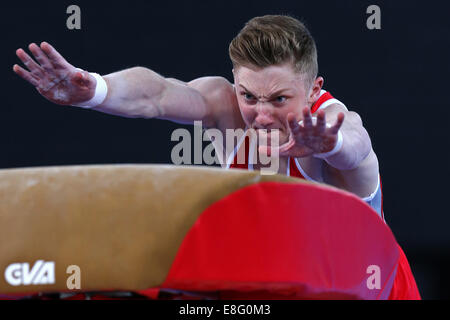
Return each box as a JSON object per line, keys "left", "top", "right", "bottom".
{"left": 229, "top": 15, "right": 318, "bottom": 87}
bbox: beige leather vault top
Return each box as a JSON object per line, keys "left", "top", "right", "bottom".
{"left": 0, "top": 164, "right": 311, "bottom": 294}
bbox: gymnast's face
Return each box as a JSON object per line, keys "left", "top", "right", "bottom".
{"left": 233, "top": 62, "right": 322, "bottom": 146}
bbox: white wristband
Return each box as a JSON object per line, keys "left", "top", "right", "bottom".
{"left": 73, "top": 70, "right": 108, "bottom": 109}
{"left": 298, "top": 117, "right": 344, "bottom": 159}
{"left": 313, "top": 129, "right": 343, "bottom": 159}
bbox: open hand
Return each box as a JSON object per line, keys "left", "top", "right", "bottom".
{"left": 259, "top": 107, "right": 345, "bottom": 158}
{"left": 13, "top": 42, "right": 96, "bottom": 105}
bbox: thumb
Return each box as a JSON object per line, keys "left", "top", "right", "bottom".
{"left": 259, "top": 145, "right": 270, "bottom": 157}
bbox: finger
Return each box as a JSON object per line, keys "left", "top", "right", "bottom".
{"left": 16, "top": 48, "right": 44, "bottom": 78}
{"left": 13, "top": 64, "right": 39, "bottom": 86}
{"left": 258, "top": 144, "right": 272, "bottom": 157}
{"left": 40, "top": 42, "right": 70, "bottom": 68}
{"left": 287, "top": 113, "right": 302, "bottom": 135}
{"left": 259, "top": 144, "right": 283, "bottom": 157}
{"left": 316, "top": 110, "right": 327, "bottom": 134}
{"left": 277, "top": 139, "right": 296, "bottom": 157}
{"left": 328, "top": 112, "right": 345, "bottom": 135}
{"left": 28, "top": 43, "right": 54, "bottom": 73}
{"left": 302, "top": 107, "right": 314, "bottom": 129}
{"left": 258, "top": 140, "right": 292, "bottom": 157}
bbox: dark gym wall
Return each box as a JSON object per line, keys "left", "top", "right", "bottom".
{"left": 1, "top": 0, "right": 449, "bottom": 299}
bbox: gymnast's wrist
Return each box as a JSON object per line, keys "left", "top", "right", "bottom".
{"left": 313, "top": 130, "right": 344, "bottom": 159}
{"left": 72, "top": 69, "right": 108, "bottom": 109}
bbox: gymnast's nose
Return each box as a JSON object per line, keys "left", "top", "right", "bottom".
{"left": 254, "top": 103, "right": 274, "bottom": 129}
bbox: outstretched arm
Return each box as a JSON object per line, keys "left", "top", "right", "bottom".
{"left": 260, "top": 104, "right": 379, "bottom": 198}
{"left": 13, "top": 42, "right": 229, "bottom": 127}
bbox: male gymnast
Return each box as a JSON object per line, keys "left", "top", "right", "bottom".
{"left": 13, "top": 14, "right": 420, "bottom": 299}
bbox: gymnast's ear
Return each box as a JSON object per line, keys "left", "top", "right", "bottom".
{"left": 308, "top": 76, "right": 324, "bottom": 105}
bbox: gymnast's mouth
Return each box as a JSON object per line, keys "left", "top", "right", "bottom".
{"left": 254, "top": 129, "right": 287, "bottom": 146}
{"left": 252, "top": 126, "right": 284, "bottom": 132}
{"left": 254, "top": 128, "right": 285, "bottom": 139}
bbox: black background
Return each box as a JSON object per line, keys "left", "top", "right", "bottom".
{"left": 1, "top": 0, "right": 449, "bottom": 299}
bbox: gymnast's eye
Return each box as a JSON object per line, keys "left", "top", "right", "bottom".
{"left": 275, "top": 96, "right": 287, "bottom": 103}
{"left": 243, "top": 93, "right": 255, "bottom": 100}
